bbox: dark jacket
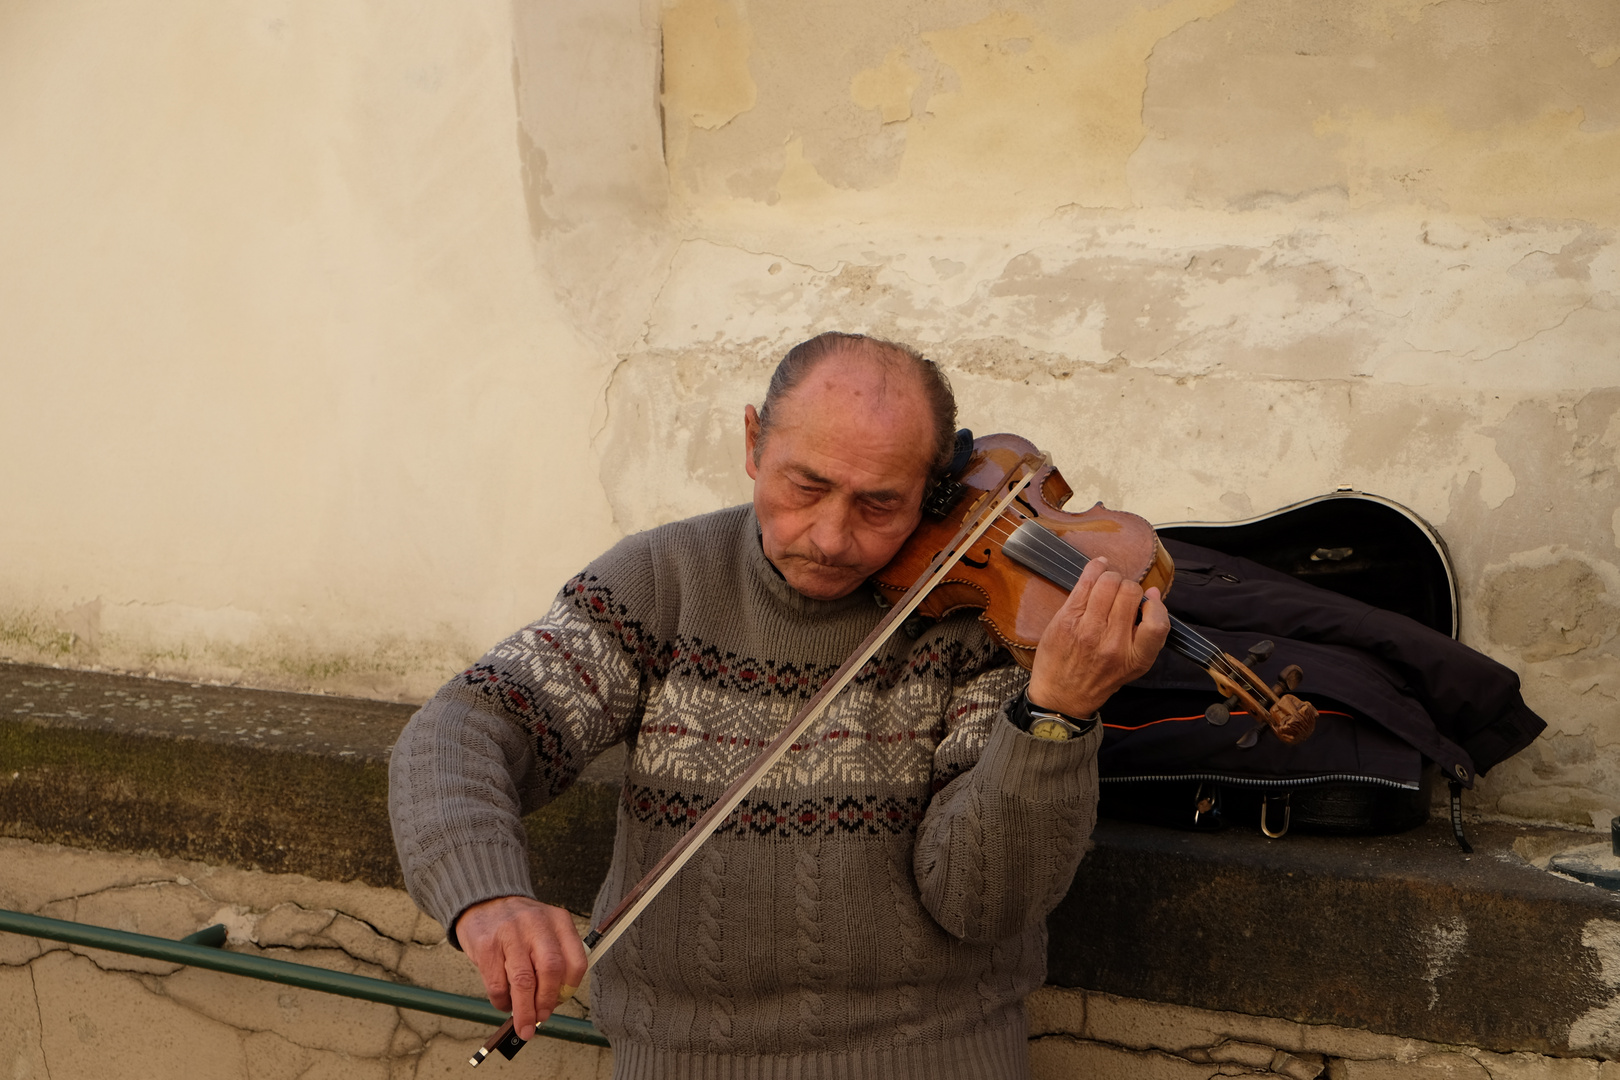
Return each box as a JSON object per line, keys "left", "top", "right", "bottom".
{"left": 1112, "top": 538, "right": 1546, "bottom": 787}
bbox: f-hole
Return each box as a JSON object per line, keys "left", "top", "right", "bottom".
{"left": 960, "top": 546, "right": 994, "bottom": 569}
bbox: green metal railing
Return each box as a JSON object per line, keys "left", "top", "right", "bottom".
{"left": 0, "top": 908, "right": 608, "bottom": 1049}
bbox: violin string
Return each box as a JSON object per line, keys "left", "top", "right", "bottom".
{"left": 986, "top": 513, "right": 1226, "bottom": 673}
{"left": 1007, "top": 521, "right": 1233, "bottom": 672}
{"left": 980, "top": 504, "right": 1273, "bottom": 702}
{"left": 960, "top": 506, "right": 1260, "bottom": 690}
{"left": 952, "top": 501, "right": 1236, "bottom": 672}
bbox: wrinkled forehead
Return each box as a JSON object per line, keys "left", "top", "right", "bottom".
{"left": 764, "top": 352, "right": 936, "bottom": 489}
{"left": 778, "top": 344, "right": 929, "bottom": 423}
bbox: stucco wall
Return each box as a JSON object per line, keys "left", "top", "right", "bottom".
{"left": 1, "top": 0, "right": 1616, "bottom": 825}
{"left": 0, "top": 2, "right": 625, "bottom": 697}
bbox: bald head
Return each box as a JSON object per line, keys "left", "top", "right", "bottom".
{"left": 753, "top": 332, "right": 957, "bottom": 481}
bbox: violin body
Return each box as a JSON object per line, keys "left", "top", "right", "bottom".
{"left": 872, "top": 433, "right": 1175, "bottom": 671}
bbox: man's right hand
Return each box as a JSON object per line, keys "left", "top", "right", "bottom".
{"left": 455, "top": 895, "right": 588, "bottom": 1041}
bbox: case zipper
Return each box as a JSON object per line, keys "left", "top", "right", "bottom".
{"left": 1099, "top": 772, "right": 1420, "bottom": 791}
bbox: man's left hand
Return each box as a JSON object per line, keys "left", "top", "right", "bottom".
{"left": 1025, "top": 556, "right": 1170, "bottom": 720}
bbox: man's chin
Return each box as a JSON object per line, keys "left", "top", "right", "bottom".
{"left": 781, "top": 563, "right": 865, "bottom": 602}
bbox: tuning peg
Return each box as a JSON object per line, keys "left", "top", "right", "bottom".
{"left": 1272, "top": 664, "right": 1304, "bottom": 694}
{"left": 1205, "top": 690, "right": 1242, "bottom": 726}
{"left": 1236, "top": 728, "right": 1260, "bottom": 749}
{"left": 1243, "top": 640, "right": 1275, "bottom": 669}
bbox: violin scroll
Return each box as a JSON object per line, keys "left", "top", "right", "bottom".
{"left": 1213, "top": 653, "right": 1319, "bottom": 747}
{"left": 1202, "top": 642, "right": 1318, "bottom": 746}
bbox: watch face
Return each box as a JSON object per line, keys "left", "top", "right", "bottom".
{"left": 1029, "top": 717, "right": 1075, "bottom": 741}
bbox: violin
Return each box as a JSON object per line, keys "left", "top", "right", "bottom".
{"left": 873, "top": 432, "right": 1318, "bottom": 747}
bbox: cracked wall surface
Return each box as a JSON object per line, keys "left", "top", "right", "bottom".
{"left": 0, "top": 838, "right": 608, "bottom": 1080}
{"left": 0, "top": 1, "right": 1616, "bottom": 821}
{"left": 4, "top": 835, "right": 1619, "bottom": 1080}
{"left": 529, "top": 0, "right": 1620, "bottom": 826}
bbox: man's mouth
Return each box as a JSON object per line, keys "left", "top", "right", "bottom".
{"left": 791, "top": 554, "right": 855, "bottom": 572}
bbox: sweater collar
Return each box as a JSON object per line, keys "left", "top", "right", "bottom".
{"left": 742, "top": 506, "right": 883, "bottom": 620}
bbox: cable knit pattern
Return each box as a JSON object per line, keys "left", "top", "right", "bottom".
{"left": 794, "top": 840, "right": 828, "bottom": 1050}
{"left": 611, "top": 822, "right": 658, "bottom": 1045}
{"left": 695, "top": 843, "right": 736, "bottom": 1051}
{"left": 914, "top": 719, "right": 1101, "bottom": 944}
{"left": 388, "top": 505, "right": 1101, "bottom": 1080}
{"left": 885, "top": 846, "right": 928, "bottom": 1044}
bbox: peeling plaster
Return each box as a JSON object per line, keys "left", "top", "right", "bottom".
{"left": 1317, "top": 107, "right": 1620, "bottom": 221}
{"left": 1477, "top": 728, "right": 1619, "bottom": 826}
{"left": 1569, "top": 920, "right": 1620, "bottom": 1054}
{"left": 904, "top": 2, "right": 1239, "bottom": 209}
{"left": 1479, "top": 548, "right": 1620, "bottom": 662}
{"left": 512, "top": 78, "right": 556, "bottom": 240}
{"left": 662, "top": 0, "right": 757, "bottom": 132}
{"left": 626, "top": 216, "right": 1617, "bottom": 394}
{"left": 1131, "top": 0, "right": 1620, "bottom": 219}
{"left": 850, "top": 48, "right": 921, "bottom": 124}
{"left": 208, "top": 905, "right": 260, "bottom": 947}
{"left": 1417, "top": 916, "right": 1468, "bottom": 1011}
{"left": 661, "top": 0, "right": 1620, "bottom": 226}
{"left": 666, "top": 0, "right": 1242, "bottom": 221}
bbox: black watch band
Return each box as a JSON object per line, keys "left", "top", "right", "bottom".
{"left": 1010, "top": 690, "right": 1100, "bottom": 740}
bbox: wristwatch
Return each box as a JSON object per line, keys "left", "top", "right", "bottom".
{"left": 1010, "top": 691, "right": 1100, "bottom": 741}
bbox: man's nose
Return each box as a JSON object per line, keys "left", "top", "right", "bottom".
{"left": 805, "top": 498, "right": 858, "bottom": 561}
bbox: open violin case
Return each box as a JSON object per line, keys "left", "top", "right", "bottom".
{"left": 1099, "top": 491, "right": 1546, "bottom": 842}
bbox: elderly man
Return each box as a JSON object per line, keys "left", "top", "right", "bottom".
{"left": 389, "top": 331, "right": 1168, "bottom": 1079}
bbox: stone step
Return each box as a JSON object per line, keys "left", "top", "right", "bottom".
{"left": 3, "top": 659, "right": 1616, "bottom": 1057}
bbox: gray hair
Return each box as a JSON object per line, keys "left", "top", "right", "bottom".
{"left": 755, "top": 332, "right": 958, "bottom": 479}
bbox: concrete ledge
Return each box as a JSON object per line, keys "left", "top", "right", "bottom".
{"left": 1053, "top": 817, "right": 1620, "bottom": 1058}
{"left": 4, "top": 661, "right": 1616, "bottom": 1060}
{"left": 0, "top": 662, "right": 617, "bottom": 913}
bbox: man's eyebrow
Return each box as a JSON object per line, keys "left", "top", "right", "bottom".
{"left": 790, "top": 466, "right": 906, "bottom": 505}
{"left": 857, "top": 488, "right": 907, "bottom": 505}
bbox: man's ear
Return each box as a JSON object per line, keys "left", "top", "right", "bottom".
{"left": 743, "top": 404, "right": 762, "bottom": 480}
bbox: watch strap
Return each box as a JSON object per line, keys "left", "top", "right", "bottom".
{"left": 1009, "top": 690, "right": 1099, "bottom": 740}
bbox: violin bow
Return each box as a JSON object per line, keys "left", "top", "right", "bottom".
{"left": 470, "top": 452, "right": 1050, "bottom": 1066}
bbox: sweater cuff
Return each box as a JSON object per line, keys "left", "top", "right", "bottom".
{"left": 413, "top": 841, "right": 537, "bottom": 949}
{"left": 982, "top": 700, "right": 1101, "bottom": 805}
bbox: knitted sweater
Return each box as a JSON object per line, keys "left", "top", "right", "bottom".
{"left": 388, "top": 505, "right": 1102, "bottom": 1080}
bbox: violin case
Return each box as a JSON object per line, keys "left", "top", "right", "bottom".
{"left": 1098, "top": 491, "right": 1546, "bottom": 840}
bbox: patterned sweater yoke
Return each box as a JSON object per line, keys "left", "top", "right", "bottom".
{"left": 388, "top": 505, "right": 1104, "bottom": 1080}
